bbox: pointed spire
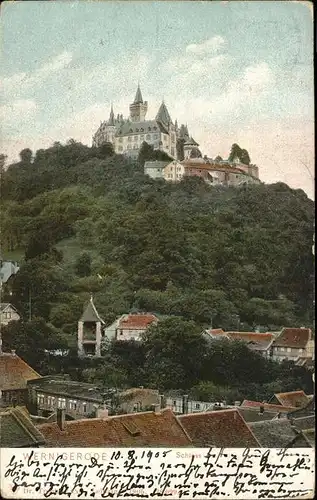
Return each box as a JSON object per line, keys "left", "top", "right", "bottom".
{"left": 156, "top": 101, "right": 172, "bottom": 126}
{"left": 109, "top": 103, "right": 115, "bottom": 125}
{"left": 134, "top": 84, "right": 143, "bottom": 104}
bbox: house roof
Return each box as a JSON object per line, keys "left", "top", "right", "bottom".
{"left": 0, "top": 303, "right": 18, "bottom": 313}
{"left": 118, "top": 313, "right": 158, "bottom": 330}
{"left": 178, "top": 409, "right": 260, "bottom": 447}
{"left": 249, "top": 419, "right": 312, "bottom": 448}
{"left": 38, "top": 409, "right": 192, "bottom": 447}
{"left": 226, "top": 332, "right": 274, "bottom": 350}
{"left": 205, "top": 329, "right": 225, "bottom": 336}
{"left": 237, "top": 407, "right": 281, "bottom": 422}
{"left": 80, "top": 297, "right": 105, "bottom": 324}
{"left": 0, "top": 352, "right": 41, "bottom": 391}
{"left": 273, "top": 328, "right": 311, "bottom": 348}
{"left": 241, "top": 400, "right": 295, "bottom": 412}
{"left": 119, "top": 388, "right": 159, "bottom": 405}
{"left": 144, "top": 161, "right": 170, "bottom": 170}
{"left": 291, "top": 415, "right": 315, "bottom": 431}
{"left": 274, "top": 391, "right": 310, "bottom": 408}
{"left": 27, "top": 375, "right": 104, "bottom": 403}
{"left": 0, "top": 406, "right": 46, "bottom": 447}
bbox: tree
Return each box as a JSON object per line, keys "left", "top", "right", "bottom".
{"left": 1, "top": 318, "right": 67, "bottom": 373}
{"left": 97, "top": 142, "right": 115, "bottom": 158}
{"left": 214, "top": 155, "right": 223, "bottom": 162}
{"left": 75, "top": 252, "right": 92, "bottom": 277}
{"left": 19, "top": 148, "right": 33, "bottom": 163}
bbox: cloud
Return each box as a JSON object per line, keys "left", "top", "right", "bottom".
{"left": 1, "top": 51, "right": 73, "bottom": 95}
{"left": 0, "top": 99, "right": 37, "bottom": 123}
{"left": 186, "top": 36, "right": 226, "bottom": 55}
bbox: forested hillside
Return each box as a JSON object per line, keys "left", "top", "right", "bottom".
{"left": 1, "top": 141, "right": 314, "bottom": 399}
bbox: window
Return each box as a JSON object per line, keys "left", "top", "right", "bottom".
{"left": 69, "top": 400, "right": 77, "bottom": 411}
{"left": 195, "top": 403, "right": 200, "bottom": 409}
{"left": 154, "top": 134, "right": 159, "bottom": 139}
{"left": 140, "top": 135, "right": 144, "bottom": 140}
{"left": 128, "top": 136, "right": 132, "bottom": 142}
{"left": 119, "top": 137, "right": 123, "bottom": 143}
{"left": 4, "top": 312, "right": 12, "bottom": 319}
{"left": 146, "top": 134, "right": 151, "bottom": 140}
{"left": 37, "top": 394, "right": 45, "bottom": 405}
{"left": 134, "top": 135, "right": 138, "bottom": 141}
{"left": 140, "top": 128, "right": 144, "bottom": 132}
{"left": 280, "top": 347, "right": 285, "bottom": 352}
{"left": 148, "top": 127, "right": 151, "bottom": 131}
{"left": 177, "top": 167, "right": 181, "bottom": 172}
{"left": 287, "top": 347, "right": 291, "bottom": 353}
{"left": 298, "top": 348, "right": 303, "bottom": 354}
{"left": 57, "top": 397, "right": 66, "bottom": 409}
{"left": 129, "top": 129, "right": 133, "bottom": 133}
{"left": 83, "top": 403, "right": 87, "bottom": 413}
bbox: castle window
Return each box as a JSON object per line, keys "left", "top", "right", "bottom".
{"left": 134, "top": 135, "right": 138, "bottom": 141}
{"left": 146, "top": 134, "right": 151, "bottom": 140}
{"left": 129, "top": 129, "right": 133, "bottom": 133}
{"left": 136, "top": 128, "right": 139, "bottom": 132}
{"left": 128, "top": 136, "right": 132, "bottom": 142}
{"left": 140, "top": 135, "right": 144, "bottom": 140}
{"left": 140, "top": 128, "right": 144, "bottom": 132}
{"left": 154, "top": 134, "right": 158, "bottom": 139}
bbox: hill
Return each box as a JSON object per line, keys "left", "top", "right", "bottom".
{"left": 1, "top": 141, "right": 314, "bottom": 337}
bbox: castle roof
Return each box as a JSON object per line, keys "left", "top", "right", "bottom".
{"left": 156, "top": 101, "right": 172, "bottom": 127}
{"left": 116, "top": 119, "right": 168, "bottom": 136}
{"left": 133, "top": 84, "right": 144, "bottom": 104}
{"left": 184, "top": 136, "right": 199, "bottom": 146}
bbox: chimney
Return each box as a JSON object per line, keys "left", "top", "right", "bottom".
{"left": 259, "top": 406, "right": 264, "bottom": 415}
{"left": 95, "top": 406, "right": 109, "bottom": 419}
{"left": 182, "top": 394, "right": 189, "bottom": 415}
{"left": 159, "top": 394, "right": 166, "bottom": 409}
{"left": 57, "top": 408, "right": 66, "bottom": 431}
{"left": 151, "top": 404, "right": 160, "bottom": 414}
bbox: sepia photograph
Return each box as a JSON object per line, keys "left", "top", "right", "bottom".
{"left": 0, "top": 0, "right": 315, "bottom": 497}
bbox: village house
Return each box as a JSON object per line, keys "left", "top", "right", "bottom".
{"left": 37, "top": 407, "right": 193, "bottom": 448}
{"left": 0, "top": 406, "right": 46, "bottom": 447}
{"left": 27, "top": 375, "right": 106, "bottom": 418}
{"left": 178, "top": 409, "right": 260, "bottom": 448}
{"left": 0, "top": 259, "right": 20, "bottom": 286}
{"left": 271, "top": 327, "right": 314, "bottom": 362}
{"left": 0, "top": 303, "right": 20, "bottom": 326}
{"left": 240, "top": 400, "right": 296, "bottom": 413}
{"left": 77, "top": 296, "right": 105, "bottom": 357}
{"left": 269, "top": 390, "right": 312, "bottom": 409}
{"left": 104, "top": 313, "right": 158, "bottom": 342}
{"left": 204, "top": 329, "right": 274, "bottom": 358}
{"left": 0, "top": 350, "right": 41, "bottom": 407}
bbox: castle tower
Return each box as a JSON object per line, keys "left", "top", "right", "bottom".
{"left": 156, "top": 100, "right": 172, "bottom": 130}
{"left": 129, "top": 85, "right": 148, "bottom": 122}
{"left": 184, "top": 136, "right": 200, "bottom": 159}
{"left": 77, "top": 295, "right": 105, "bottom": 357}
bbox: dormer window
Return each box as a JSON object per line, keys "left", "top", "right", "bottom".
{"left": 148, "top": 127, "right": 151, "bottom": 131}
{"left": 140, "top": 128, "right": 144, "bottom": 132}
{"left": 129, "top": 129, "right": 133, "bottom": 133}
{"left": 136, "top": 128, "right": 139, "bottom": 132}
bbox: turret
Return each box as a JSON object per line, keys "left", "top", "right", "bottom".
{"left": 129, "top": 85, "right": 148, "bottom": 122}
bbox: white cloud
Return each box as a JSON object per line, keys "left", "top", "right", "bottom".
{"left": 1, "top": 51, "right": 73, "bottom": 95}
{"left": 0, "top": 99, "right": 37, "bottom": 123}
{"left": 186, "top": 36, "right": 226, "bottom": 56}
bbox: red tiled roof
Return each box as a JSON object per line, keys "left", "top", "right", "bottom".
{"left": 206, "top": 329, "right": 225, "bottom": 336}
{"left": 118, "top": 314, "right": 158, "bottom": 330}
{"left": 38, "top": 409, "right": 192, "bottom": 448}
{"left": 178, "top": 409, "right": 260, "bottom": 447}
{"left": 241, "top": 400, "right": 295, "bottom": 412}
{"left": 0, "top": 353, "right": 41, "bottom": 391}
{"left": 227, "top": 332, "right": 274, "bottom": 349}
{"left": 274, "top": 391, "right": 310, "bottom": 408}
{"left": 181, "top": 162, "right": 247, "bottom": 175}
{"left": 273, "top": 328, "right": 311, "bottom": 348}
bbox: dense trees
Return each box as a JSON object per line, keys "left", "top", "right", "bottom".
{"left": 0, "top": 141, "right": 314, "bottom": 400}
{"left": 228, "top": 143, "right": 251, "bottom": 165}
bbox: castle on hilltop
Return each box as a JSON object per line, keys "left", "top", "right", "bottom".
{"left": 92, "top": 85, "right": 201, "bottom": 160}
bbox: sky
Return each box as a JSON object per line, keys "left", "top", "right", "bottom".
{"left": 0, "top": 1, "right": 314, "bottom": 198}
